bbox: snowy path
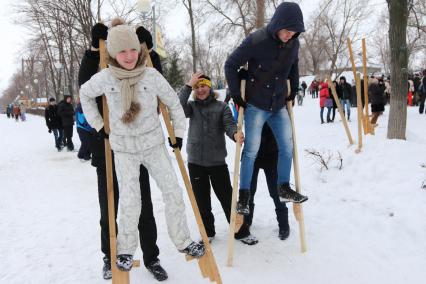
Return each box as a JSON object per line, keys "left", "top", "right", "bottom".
{"left": 1, "top": 98, "right": 425, "bottom": 284}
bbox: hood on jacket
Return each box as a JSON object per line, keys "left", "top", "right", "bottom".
{"left": 266, "top": 2, "right": 305, "bottom": 40}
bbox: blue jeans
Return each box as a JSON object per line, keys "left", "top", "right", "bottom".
{"left": 240, "top": 104, "right": 293, "bottom": 190}
{"left": 52, "top": 128, "right": 64, "bottom": 148}
{"left": 340, "top": 99, "right": 351, "bottom": 118}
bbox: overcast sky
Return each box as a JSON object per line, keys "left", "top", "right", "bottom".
{"left": 0, "top": 0, "right": 389, "bottom": 94}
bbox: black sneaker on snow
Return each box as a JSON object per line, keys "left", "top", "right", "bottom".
{"left": 237, "top": 234, "right": 259, "bottom": 245}
{"left": 237, "top": 190, "right": 250, "bottom": 215}
{"left": 278, "top": 226, "right": 290, "bottom": 240}
{"left": 116, "top": 254, "right": 133, "bottom": 271}
{"left": 102, "top": 256, "right": 112, "bottom": 280}
{"left": 179, "top": 241, "right": 205, "bottom": 258}
{"left": 278, "top": 183, "right": 308, "bottom": 203}
{"left": 146, "top": 260, "right": 168, "bottom": 281}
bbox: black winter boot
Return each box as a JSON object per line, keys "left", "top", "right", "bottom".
{"left": 102, "top": 256, "right": 112, "bottom": 280}
{"left": 237, "top": 190, "right": 250, "bottom": 215}
{"left": 146, "top": 260, "right": 168, "bottom": 281}
{"left": 278, "top": 183, "right": 308, "bottom": 203}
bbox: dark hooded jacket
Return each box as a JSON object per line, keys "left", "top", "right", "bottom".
{"left": 339, "top": 77, "right": 352, "bottom": 100}
{"left": 45, "top": 104, "right": 63, "bottom": 130}
{"left": 57, "top": 97, "right": 75, "bottom": 127}
{"left": 178, "top": 85, "right": 237, "bottom": 167}
{"left": 224, "top": 2, "right": 305, "bottom": 112}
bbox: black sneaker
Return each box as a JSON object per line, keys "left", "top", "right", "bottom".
{"left": 146, "top": 260, "right": 168, "bottom": 281}
{"left": 237, "top": 190, "right": 250, "bottom": 215}
{"left": 179, "top": 241, "right": 205, "bottom": 258}
{"left": 116, "top": 254, "right": 133, "bottom": 271}
{"left": 237, "top": 234, "right": 259, "bottom": 245}
{"left": 278, "top": 183, "right": 308, "bottom": 203}
{"left": 102, "top": 256, "right": 112, "bottom": 280}
{"left": 278, "top": 226, "right": 290, "bottom": 240}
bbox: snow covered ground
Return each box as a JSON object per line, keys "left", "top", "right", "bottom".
{"left": 1, "top": 97, "right": 425, "bottom": 284}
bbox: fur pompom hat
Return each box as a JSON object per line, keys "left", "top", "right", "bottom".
{"left": 107, "top": 20, "right": 141, "bottom": 59}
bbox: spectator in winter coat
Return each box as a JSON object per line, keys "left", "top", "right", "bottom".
{"left": 45, "top": 97, "right": 64, "bottom": 151}
{"left": 224, "top": 2, "right": 308, "bottom": 215}
{"left": 13, "top": 104, "right": 20, "bottom": 121}
{"left": 369, "top": 78, "right": 386, "bottom": 126}
{"left": 339, "top": 76, "right": 352, "bottom": 120}
{"left": 75, "top": 96, "right": 93, "bottom": 160}
{"left": 57, "top": 95, "right": 75, "bottom": 151}
{"left": 236, "top": 124, "right": 290, "bottom": 242}
{"left": 77, "top": 22, "right": 172, "bottom": 281}
{"left": 319, "top": 81, "right": 329, "bottom": 124}
{"left": 418, "top": 69, "right": 426, "bottom": 114}
{"left": 178, "top": 73, "right": 246, "bottom": 243}
{"left": 80, "top": 19, "right": 205, "bottom": 273}
{"left": 19, "top": 103, "right": 26, "bottom": 121}
{"left": 301, "top": 80, "right": 307, "bottom": 96}
{"left": 328, "top": 81, "right": 340, "bottom": 122}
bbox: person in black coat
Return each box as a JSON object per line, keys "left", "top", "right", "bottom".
{"left": 369, "top": 78, "right": 386, "bottom": 125}
{"left": 57, "top": 95, "right": 75, "bottom": 151}
{"left": 78, "top": 22, "right": 167, "bottom": 281}
{"left": 419, "top": 69, "right": 426, "bottom": 114}
{"left": 44, "top": 97, "right": 64, "bottom": 151}
{"left": 224, "top": 2, "right": 308, "bottom": 215}
{"left": 235, "top": 124, "right": 290, "bottom": 242}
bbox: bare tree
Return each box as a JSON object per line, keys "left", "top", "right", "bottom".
{"left": 386, "top": 0, "right": 409, "bottom": 140}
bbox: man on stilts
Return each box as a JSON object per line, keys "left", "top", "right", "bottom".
{"left": 224, "top": 2, "right": 308, "bottom": 216}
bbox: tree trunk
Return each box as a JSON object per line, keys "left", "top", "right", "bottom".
{"left": 185, "top": 0, "right": 198, "bottom": 72}
{"left": 255, "top": 0, "right": 265, "bottom": 29}
{"left": 387, "top": 0, "right": 408, "bottom": 140}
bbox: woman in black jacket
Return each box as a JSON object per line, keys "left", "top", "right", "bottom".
{"left": 369, "top": 78, "right": 386, "bottom": 126}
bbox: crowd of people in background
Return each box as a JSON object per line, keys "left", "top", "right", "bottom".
{"left": 5, "top": 103, "right": 26, "bottom": 122}
{"left": 298, "top": 69, "right": 426, "bottom": 125}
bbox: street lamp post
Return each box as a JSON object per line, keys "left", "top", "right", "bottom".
{"left": 137, "top": 0, "right": 157, "bottom": 50}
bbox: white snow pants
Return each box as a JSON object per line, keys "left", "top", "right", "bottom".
{"left": 114, "top": 144, "right": 192, "bottom": 255}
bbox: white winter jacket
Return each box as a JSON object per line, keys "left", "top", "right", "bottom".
{"left": 80, "top": 67, "right": 186, "bottom": 154}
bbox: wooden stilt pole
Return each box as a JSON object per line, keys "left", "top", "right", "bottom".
{"left": 99, "top": 39, "right": 139, "bottom": 284}
{"left": 347, "top": 38, "right": 366, "bottom": 133}
{"left": 146, "top": 50, "right": 222, "bottom": 283}
{"left": 326, "top": 76, "right": 354, "bottom": 145}
{"left": 355, "top": 73, "right": 363, "bottom": 154}
{"left": 227, "top": 73, "right": 246, "bottom": 267}
{"left": 362, "top": 38, "right": 374, "bottom": 135}
{"left": 286, "top": 81, "right": 307, "bottom": 253}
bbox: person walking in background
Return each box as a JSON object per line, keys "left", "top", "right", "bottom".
{"left": 418, "top": 69, "right": 426, "bottom": 114}
{"left": 75, "top": 96, "right": 93, "bottom": 161}
{"left": 19, "top": 103, "right": 26, "bottom": 121}
{"left": 13, "top": 104, "right": 20, "bottom": 122}
{"left": 339, "top": 76, "right": 352, "bottom": 121}
{"left": 45, "top": 97, "right": 64, "bottom": 151}
{"left": 319, "top": 80, "right": 329, "bottom": 124}
{"left": 369, "top": 77, "right": 386, "bottom": 126}
{"left": 301, "top": 80, "right": 307, "bottom": 97}
{"left": 57, "top": 95, "right": 75, "bottom": 151}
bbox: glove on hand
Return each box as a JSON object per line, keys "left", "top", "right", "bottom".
{"left": 98, "top": 127, "right": 109, "bottom": 140}
{"left": 91, "top": 23, "right": 108, "bottom": 49}
{"left": 48, "top": 129, "right": 52, "bottom": 133}
{"left": 232, "top": 95, "right": 247, "bottom": 109}
{"left": 168, "top": 137, "right": 183, "bottom": 150}
{"left": 286, "top": 92, "right": 296, "bottom": 101}
{"left": 136, "top": 26, "right": 153, "bottom": 49}
{"left": 238, "top": 68, "right": 249, "bottom": 81}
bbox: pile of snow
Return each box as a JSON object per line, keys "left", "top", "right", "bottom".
{"left": 1, "top": 98, "right": 425, "bottom": 283}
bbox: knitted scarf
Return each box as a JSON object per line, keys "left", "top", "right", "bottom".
{"left": 108, "top": 65, "right": 145, "bottom": 123}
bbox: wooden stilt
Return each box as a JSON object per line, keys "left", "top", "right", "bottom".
{"left": 326, "top": 76, "right": 354, "bottom": 145}
{"left": 227, "top": 74, "right": 246, "bottom": 267}
{"left": 146, "top": 48, "right": 222, "bottom": 283}
{"left": 355, "top": 73, "right": 363, "bottom": 153}
{"left": 362, "top": 38, "right": 374, "bottom": 135}
{"left": 286, "top": 81, "right": 307, "bottom": 253}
